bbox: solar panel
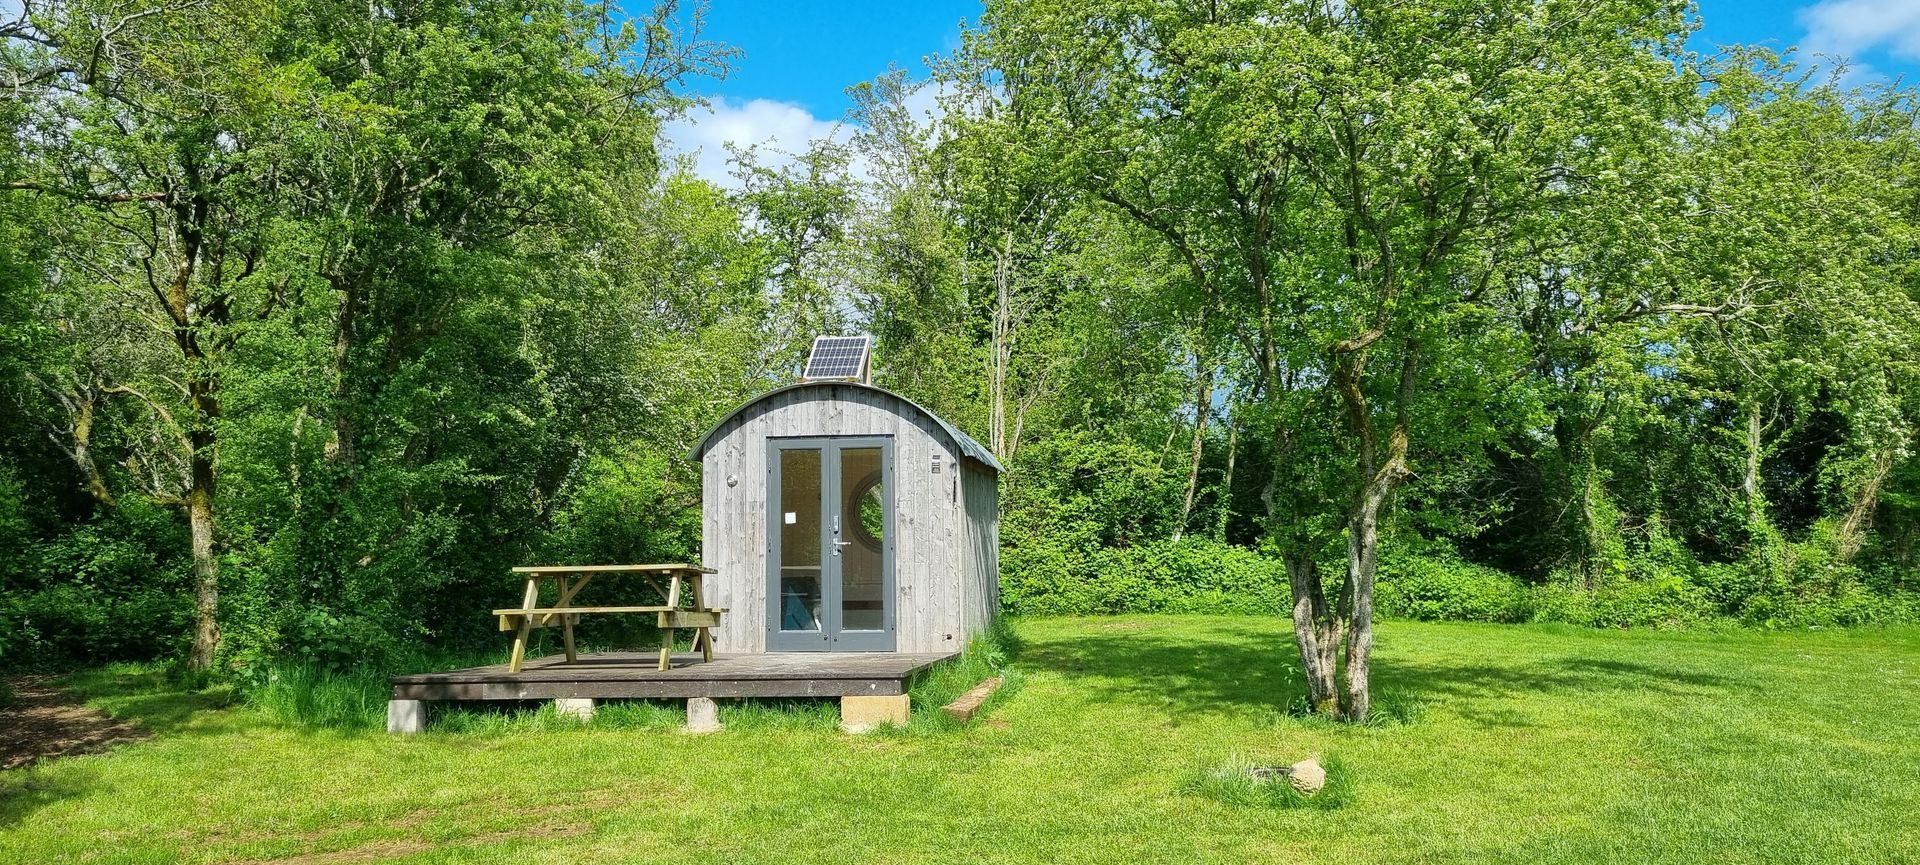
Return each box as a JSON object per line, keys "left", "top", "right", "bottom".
{"left": 802, "top": 335, "right": 871, "bottom": 381}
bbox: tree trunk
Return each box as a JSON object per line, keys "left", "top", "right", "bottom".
{"left": 1172, "top": 361, "right": 1212, "bottom": 542}
{"left": 1743, "top": 400, "right": 1764, "bottom": 522}
{"left": 184, "top": 362, "right": 223, "bottom": 670}
{"left": 1329, "top": 345, "right": 1416, "bottom": 723}
{"left": 186, "top": 484, "right": 219, "bottom": 671}
{"left": 49, "top": 385, "right": 117, "bottom": 506}
{"left": 1340, "top": 462, "right": 1396, "bottom": 722}
{"left": 1580, "top": 466, "right": 1605, "bottom": 587}
{"left": 1836, "top": 448, "right": 1895, "bottom": 562}
{"left": 988, "top": 231, "right": 1015, "bottom": 462}
{"left": 1284, "top": 550, "right": 1342, "bottom": 714}
{"left": 1215, "top": 417, "right": 1238, "bottom": 542}
{"left": 325, "top": 277, "right": 360, "bottom": 472}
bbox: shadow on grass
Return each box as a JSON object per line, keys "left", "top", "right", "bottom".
{"left": 1382, "top": 654, "right": 1759, "bottom": 726}
{"left": 1015, "top": 619, "right": 1759, "bottom": 727}
{"left": 0, "top": 765, "right": 99, "bottom": 829}
{"left": 0, "top": 669, "right": 234, "bottom": 830}
{"left": 58, "top": 666, "right": 239, "bottom": 736}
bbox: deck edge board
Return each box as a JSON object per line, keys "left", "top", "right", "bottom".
{"left": 386, "top": 651, "right": 957, "bottom": 701}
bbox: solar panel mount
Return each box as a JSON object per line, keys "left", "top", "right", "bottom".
{"left": 802, "top": 335, "right": 872, "bottom": 383}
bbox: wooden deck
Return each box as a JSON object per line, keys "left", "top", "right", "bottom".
{"left": 390, "top": 651, "right": 956, "bottom": 702}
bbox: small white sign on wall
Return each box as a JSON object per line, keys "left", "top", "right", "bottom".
{"left": 784, "top": 512, "right": 798, "bottom": 525}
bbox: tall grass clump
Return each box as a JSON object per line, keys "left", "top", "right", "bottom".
{"left": 246, "top": 663, "right": 392, "bottom": 731}
{"left": 908, "top": 617, "right": 1023, "bottom": 721}
{"left": 244, "top": 647, "right": 508, "bottom": 731}
{"left": 1181, "top": 754, "right": 1354, "bottom": 809}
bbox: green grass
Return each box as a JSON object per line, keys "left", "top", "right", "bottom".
{"left": 3, "top": 616, "right": 1918, "bottom": 864}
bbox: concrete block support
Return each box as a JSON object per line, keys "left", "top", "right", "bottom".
{"left": 554, "top": 697, "right": 596, "bottom": 721}
{"left": 840, "top": 694, "right": 911, "bottom": 733}
{"left": 685, "top": 696, "right": 722, "bottom": 734}
{"left": 387, "top": 699, "right": 426, "bottom": 734}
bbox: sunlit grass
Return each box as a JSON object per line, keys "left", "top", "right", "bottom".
{"left": 3, "top": 616, "right": 1917, "bottom": 864}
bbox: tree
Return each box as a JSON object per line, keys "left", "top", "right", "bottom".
{"left": 970, "top": 0, "right": 1713, "bottom": 719}
{"left": 4, "top": 0, "right": 720, "bottom": 668}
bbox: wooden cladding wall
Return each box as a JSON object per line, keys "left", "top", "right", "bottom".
{"left": 960, "top": 460, "right": 1000, "bottom": 642}
{"left": 700, "top": 384, "right": 995, "bottom": 654}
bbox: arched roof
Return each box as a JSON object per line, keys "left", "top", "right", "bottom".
{"left": 687, "top": 381, "right": 1004, "bottom": 473}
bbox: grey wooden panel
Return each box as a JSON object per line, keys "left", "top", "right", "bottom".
{"left": 964, "top": 462, "right": 1001, "bottom": 636}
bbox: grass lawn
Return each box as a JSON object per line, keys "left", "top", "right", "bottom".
{"left": 3, "top": 616, "right": 1918, "bottom": 864}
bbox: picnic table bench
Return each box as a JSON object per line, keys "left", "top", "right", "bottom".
{"left": 494, "top": 564, "right": 725, "bottom": 673}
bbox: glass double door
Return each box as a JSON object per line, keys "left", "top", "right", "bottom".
{"left": 769, "top": 437, "right": 895, "bottom": 651}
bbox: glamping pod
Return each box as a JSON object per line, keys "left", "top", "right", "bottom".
{"left": 688, "top": 336, "right": 1002, "bottom": 654}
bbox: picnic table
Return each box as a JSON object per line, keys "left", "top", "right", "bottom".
{"left": 494, "top": 564, "right": 725, "bottom": 673}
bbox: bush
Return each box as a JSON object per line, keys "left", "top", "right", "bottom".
{"left": 1526, "top": 573, "right": 1714, "bottom": 628}
{"left": 0, "top": 501, "right": 193, "bottom": 667}
{"left": 1001, "top": 538, "right": 1288, "bottom": 617}
{"left": 1376, "top": 552, "right": 1529, "bottom": 623}
{"left": 1004, "top": 530, "right": 1920, "bottom": 631}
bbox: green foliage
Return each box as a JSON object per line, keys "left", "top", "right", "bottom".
{"left": 0, "top": 501, "right": 193, "bottom": 666}
{"left": 245, "top": 663, "right": 395, "bottom": 731}
{"left": 1004, "top": 533, "right": 1920, "bottom": 631}
{"left": 1527, "top": 574, "right": 1716, "bottom": 629}
{"left": 1003, "top": 538, "right": 1288, "bottom": 617}
{"left": 1376, "top": 551, "right": 1531, "bottom": 624}
{"left": 1002, "top": 432, "right": 1187, "bottom": 552}
{"left": 2, "top": 0, "right": 1918, "bottom": 686}
{"left": 540, "top": 445, "right": 701, "bottom": 566}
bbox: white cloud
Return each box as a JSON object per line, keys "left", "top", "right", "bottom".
{"left": 657, "top": 77, "right": 967, "bottom": 194}
{"left": 1798, "top": 0, "right": 1920, "bottom": 71}
{"left": 660, "top": 97, "right": 851, "bottom": 189}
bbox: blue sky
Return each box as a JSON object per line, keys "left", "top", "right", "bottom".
{"left": 661, "top": 0, "right": 1920, "bottom": 185}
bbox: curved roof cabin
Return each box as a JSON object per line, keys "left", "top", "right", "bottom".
{"left": 689, "top": 352, "right": 1001, "bottom": 654}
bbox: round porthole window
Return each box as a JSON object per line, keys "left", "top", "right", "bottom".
{"left": 851, "top": 472, "right": 885, "bottom": 552}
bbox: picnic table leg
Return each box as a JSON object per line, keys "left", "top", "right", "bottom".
{"left": 690, "top": 573, "right": 714, "bottom": 662}
{"left": 558, "top": 575, "right": 578, "bottom": 663}
{"left": 658, "top": 572, "right": 685, "bottom": 671}
{"left": 509, "top": 577, "right": 539, "bottom": 673}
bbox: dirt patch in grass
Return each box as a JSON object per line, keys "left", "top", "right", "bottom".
{"left": 219, "top": 820, "right": 594, "bottom": 864}
{"left": 189, "top": 791, "right": 627, "bottom": 862}
{"left": 0, "top": 675, "right": 151, "bottom": 770}
{"left": 231, "top": 840, "right": 433, "bottom": 865}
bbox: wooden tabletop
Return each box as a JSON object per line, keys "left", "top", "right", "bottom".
{"left": 510, "top": 563, "right": 716, "bottom": 575}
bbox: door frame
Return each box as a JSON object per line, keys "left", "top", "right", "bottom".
{"left": 766, "top": 436, "right": 896, "bottom": 652}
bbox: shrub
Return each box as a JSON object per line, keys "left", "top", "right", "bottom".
{"left": 1001, "top": 537, "right": 1288, "bottom": 617}
{"left": 0, "top": 501, "right": 193, "bottom": 667}
{"left": 1376, "top": 552, "right": 1529, "bottom": 623}
{"left": 1526, "top": 573, "right": 1714, "bottom": 628}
